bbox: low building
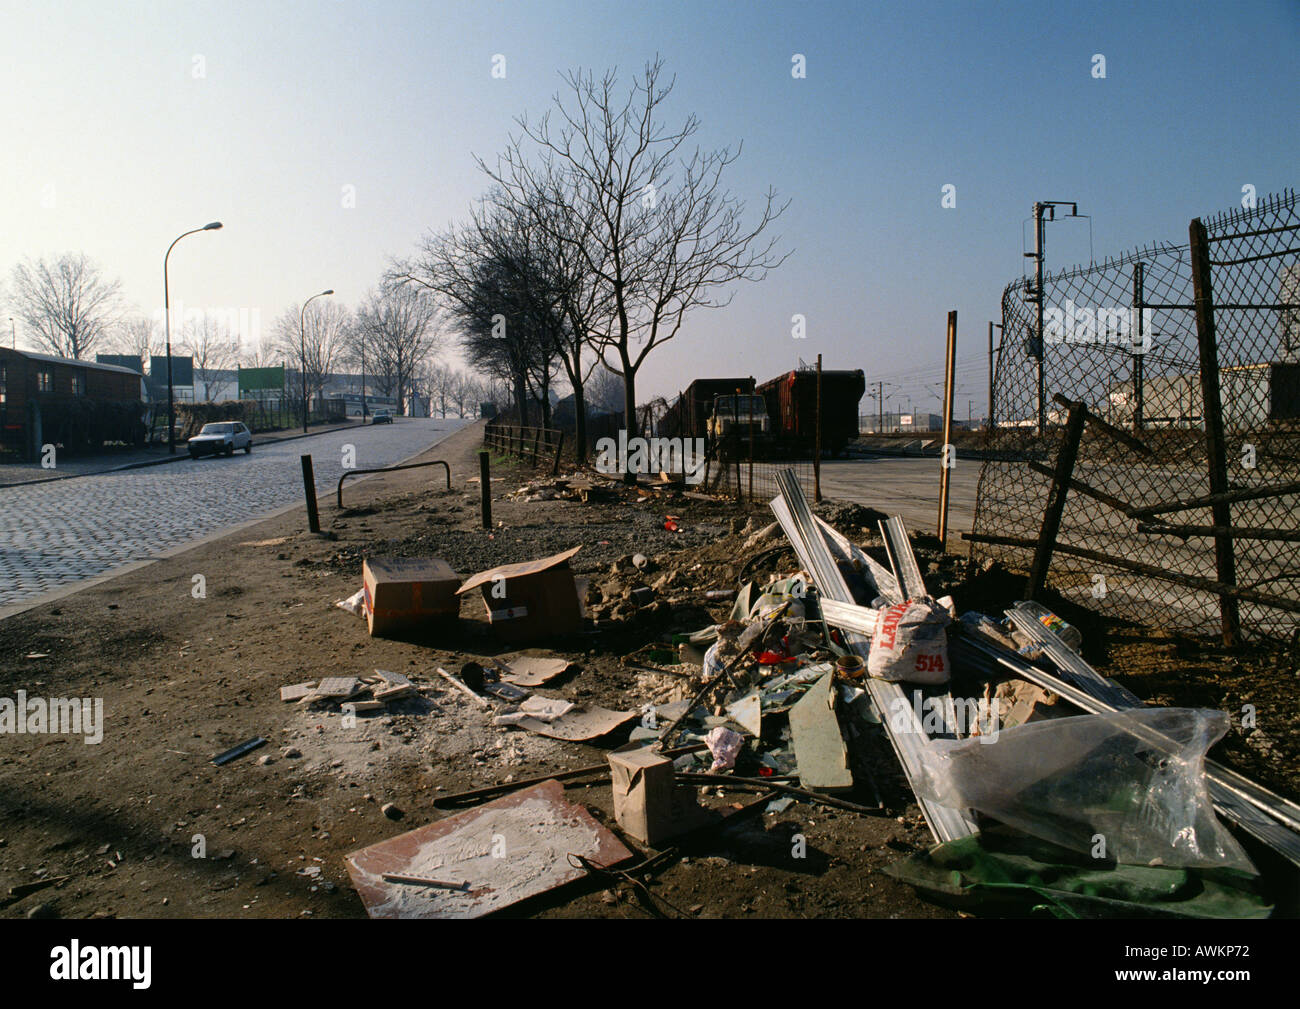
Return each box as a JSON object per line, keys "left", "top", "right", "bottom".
{"left": 0, "top": 348, "right": 146, "bottom": 459}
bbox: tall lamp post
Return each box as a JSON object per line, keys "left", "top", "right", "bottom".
{"left": 164, "top": 221, "right": 222, "bottom": 453}
{"left": 360, "top": 334, "right": 368, "bottom": 419}
{"left": 300, "top": 289, "right": 333, "bottom": 433}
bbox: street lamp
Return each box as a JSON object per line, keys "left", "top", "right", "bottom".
{"left": 300, "top": 289, "right": 333, "bottom": 433}
{"left": 360, "top": 333, "right": 368, "bottom": 419}
{"left": 164, "top": 221, "right": 222, "bottom": 453}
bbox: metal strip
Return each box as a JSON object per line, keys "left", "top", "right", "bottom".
{"left": 818, "top": 598, "right": 879, "bottom": 637}
{"left": 813, "top": 515, "right": 900, "bottom": 601}
{"left": 1005, "top": 606, "right": 1142, "bottom": 709}
{"left": 772, "top": 473, "right": 978, "bottom": 843}
{"left": 880, "top": 516, "right": 926, "bottom": 599}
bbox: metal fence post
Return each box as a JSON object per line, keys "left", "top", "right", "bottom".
{"left": 479, "top": 451, "right": 492, "bottom": 529}
{"left": 1025, "top": 400, "right": 1086, "bottom": 600}
{"left": 813, "top": 356, "right": 822, "bottom": 503}
{"left": 938, "top": 311, "right": 957, "bottom": 549}
{"left": 301, "top": 454, "right": 321, "bottom": 533}
{"left": 1132, "top": 261, "right": 1145, "bottom": 432}
{"left": 1189, "top": 217, "right": 1240, "bottom": 646}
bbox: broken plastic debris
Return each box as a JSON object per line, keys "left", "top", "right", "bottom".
{"left": 704, "top": 726, "right": 744, "bottom": 772}
{"left": 334, "top": 589, "right": 365, "bottom": 617}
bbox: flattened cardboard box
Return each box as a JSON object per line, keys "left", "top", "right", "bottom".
{"left": 456, "top": 546, "right": 585, "bottom": 642}
{"left": 363, "top": 556, "right": 461, "bottom": 636}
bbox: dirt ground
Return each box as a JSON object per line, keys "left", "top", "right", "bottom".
{"left": 0, "top": 420, "right": 1295, "bottom": 919}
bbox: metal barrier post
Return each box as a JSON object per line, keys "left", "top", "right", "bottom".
{"left": 301, "top": 454, "right": 321, "bottom": 533}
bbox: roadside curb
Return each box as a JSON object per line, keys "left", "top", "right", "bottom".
{"left": 0, "top": 420, "right": 477, "bottom": 623}
{"left": 0, "top": 420, "right": 370, "bottom": 490}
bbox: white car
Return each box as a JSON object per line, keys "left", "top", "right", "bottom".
{"left": 188, "top": 422, "right": 253, "bottom": 458}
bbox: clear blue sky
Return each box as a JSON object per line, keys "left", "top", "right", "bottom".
{"left": 2, "top": 0, "right": 1296, "bottom": 417}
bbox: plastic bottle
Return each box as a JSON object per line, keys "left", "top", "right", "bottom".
{"left": 1015, "top": 600, "right": 1083, "bottom": 654}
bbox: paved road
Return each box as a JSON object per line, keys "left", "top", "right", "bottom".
{"left": 817, "top": 455, "right": 979, "bottom": 540}
{"left": 0, "top": 418, "right": 465, "bottom": 611}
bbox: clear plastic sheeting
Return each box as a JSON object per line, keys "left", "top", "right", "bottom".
{"left": 914, "top": 707, "right": 1257, "bottom": 873}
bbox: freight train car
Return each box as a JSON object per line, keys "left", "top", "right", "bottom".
{"left": 658, "top": 377, "right": 758, "bottom": 441}
{"left": 758, "top": 367, "right": 866, "bottom": 455}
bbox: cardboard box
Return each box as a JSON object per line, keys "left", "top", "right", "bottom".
{"left": 455, "top": 547, "right": 585, "bottom": 642}
{"left": 608, "top": 743, "right": 715, "bottom": 845}
{"left": 362, "top": 556, "right": 461, "bottom": 636}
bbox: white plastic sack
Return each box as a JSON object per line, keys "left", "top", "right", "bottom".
{"left": 914, "top": 707, "right": 1256, "bottom": 873}
{"left": 867, "top": 598, "right": 951, "bottom": 684}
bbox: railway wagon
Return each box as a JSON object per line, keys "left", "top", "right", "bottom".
{"left": 758, "top": 367, "right": 866, "bottom": 454}
{"left": 659, "top": 377, "right": 755, "bottom": 441}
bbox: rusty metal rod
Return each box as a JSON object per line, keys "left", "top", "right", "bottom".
{"left": 337, "top": 458, "right": 451, "bottom": 508}
{"left": 676, "top": 773, "right": 886, "bottom": 815}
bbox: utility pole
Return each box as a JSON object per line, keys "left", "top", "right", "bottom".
{"left": 988, "top": 321, "right": 1002, "bottom": 431}
{"left": 1023, "top": 200, "right": 1081, "bottom": 436}
{"left": 1132, "top": 260, "right": 1145, "bottom": 432}
{"left": 877, "top": 380, "right": 883, "bottom": 433}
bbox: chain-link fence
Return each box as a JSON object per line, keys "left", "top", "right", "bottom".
{"left": 970, "top": 189, "right": 1299, "bottom": 640}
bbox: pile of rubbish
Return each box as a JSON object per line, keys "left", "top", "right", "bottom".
{"left": 322, "top": 469, "right": 1297, "bottom": 919}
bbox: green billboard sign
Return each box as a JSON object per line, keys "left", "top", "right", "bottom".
{"left": 238, "top": 366, "right": 284, "bottom": 394}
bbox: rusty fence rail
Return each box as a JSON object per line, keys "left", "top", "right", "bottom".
{"left": 337, "top": 459, "right": 451, "bottom": 509}
{"left": 483, "top": 423, "right": 565, "bottom": 474}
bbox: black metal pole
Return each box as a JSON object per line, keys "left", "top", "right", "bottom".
{"left": 301, "top": 454, "right": 321, "bottom": 533}
{"left": 479, "top": 451, "right": 492, "bottom": 528}
{"left": 1189, "top": 218, "right": 1240, "bottom": 646}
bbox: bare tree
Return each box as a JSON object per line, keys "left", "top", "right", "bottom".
{"left": 183, "top": 312, "right": 241, "bottom": 401}
{"left": 450, "top": 369, "right": 477, "bottom": 418}
{"left": 394, "top": 210, "right": 559, "bottom": 427}
{"left": 107, "top": 316, "right": 161, "bottom": 373}
{"left": 586, "top": 360, "right": 625, "bottom": 413}
{"left": 274, "top": 300, "right": 350, "bottom": 406}
{"left": 10, "top": 253, "right": 124, "bottom": 359}
{"left": 355, "top": 286, "right": 441, "bottom": 416}
{"left": 422, "top": 361, "right": 455, "bottom": 418}
{"left": 241, "top": 331, "right": 283, "bottom": 369}
{"left": 484, "top": 57, "right": 789, "bottom": 478}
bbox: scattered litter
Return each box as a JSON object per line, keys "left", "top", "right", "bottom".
{"left": 511, "top": 704, "right": 637, "bottom": 742}
{"left": 456, "top": 547, "right": 585, "bottom": 641}
{"left": 725, "top": 691, "right": 762, "bottom": 737}
{"left": 212, "top": 737, "right": 268, "bottom": 767}
{"left": 788, "top": 671, "right": 853, "bottom": 791}
{"left": 609, "top": 743, "right": 717, "bottom": 844}
{"left": 363, "top": 557, "right": 461, "bottom": 635}
{"left": 435, "top": 666, "right": 491, "bottom": 709}
{"left": 704, "top": 726, "right": 744, "bottom": 772}
{"left": 915, "top": 707, "right": 1256, "bottom": 872}
{"left": 381, "top": 873, "right": 469, "bottom": 892}
{"left": 280, "top": 682, "right": 316, "bottom": 702}
{"left": 493, "top": 654, "right": 573, "bottom": 687}
{"left": 493, "top": 697, "right": 574, "bottom": 727}
{"left": 344, "top": 779, "right": 632, "bottom": 919}
{"left": 334, "top": 589, "right": 365, "bottom": 617}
